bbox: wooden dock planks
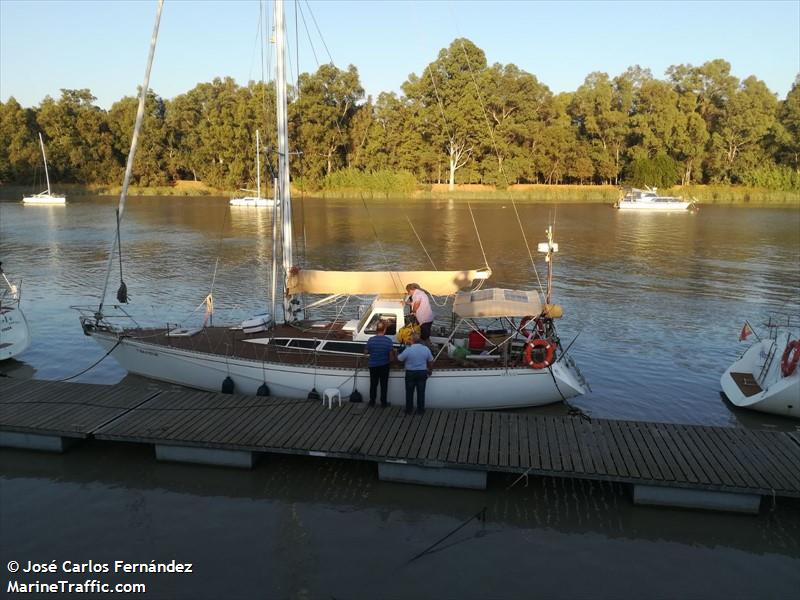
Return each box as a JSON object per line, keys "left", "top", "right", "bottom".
{"left": 2, "top": 379, "right": 800, "bottom": 499}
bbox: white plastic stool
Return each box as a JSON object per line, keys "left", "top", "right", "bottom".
{"left": 322, "top": 388, "right": 342, "bottom": 409}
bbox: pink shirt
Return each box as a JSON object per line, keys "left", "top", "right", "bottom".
{"left": 411, "top": 289, "right": 434, "bottom": 325}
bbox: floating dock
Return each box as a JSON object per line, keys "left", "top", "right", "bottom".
{"left": 2, "top": 378, "right": 799, "bottom": 514}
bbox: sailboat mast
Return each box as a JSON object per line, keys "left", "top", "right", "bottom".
{"left": 275, "top": 0, "right": 295, "bottom": 322}
{"left": 38, "top": 133, "right": 52, "bottom": 195}
{"left": 255, "top": 129, "right": 261, "bottom": 200}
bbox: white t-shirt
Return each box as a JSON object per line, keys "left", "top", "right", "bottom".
{"left": 411, "top": 289, "right": 433, "bottom": 325}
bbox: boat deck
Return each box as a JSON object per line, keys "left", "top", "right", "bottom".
{"left": 730, "top": 372, "right": 763, "bottom": 397}
{"left": 3, "top": 378, "right": 799, "bottom": 512}
{"left": 122, "top": 324, "right": 519, "bottom": 371}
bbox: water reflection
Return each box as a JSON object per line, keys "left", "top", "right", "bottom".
{"left": 1, "top": 446, "right": 798, "bottom": 599}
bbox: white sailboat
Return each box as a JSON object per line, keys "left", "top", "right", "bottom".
{"left": 230, "top": 130, "right": 274, "bottom": 207}
{"left": 22, "top": 133, "right": 66, "bottom": 205}
{"left": 77, "top": 0, "right": 588, "bottom": 409}
{"left": 721, "top": 318, "right": 799, "bottom": 419}
{"left": 0, "top": 263, "right": 32, "bottom": 361}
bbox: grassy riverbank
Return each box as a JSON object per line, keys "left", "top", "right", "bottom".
{"left": 1, "top": 182, "right": 797, "bottom": 206}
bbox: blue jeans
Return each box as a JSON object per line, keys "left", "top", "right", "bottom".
{"left": 405, "top": 370, "right": 428, "bottom": 413}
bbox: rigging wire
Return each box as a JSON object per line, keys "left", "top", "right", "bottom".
{"left": 467, "top": 202, "right": 489, "bottom": 269}
{"left": 97, "top": 0, "right": 164, "bottom": 316}
{"left": 303, "top": 0, "right": 334, "bottom": 64}
{"left": 406, "top": 215, "right": 437, "bottom": 271}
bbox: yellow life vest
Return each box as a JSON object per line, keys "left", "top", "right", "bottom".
{"left": 396, "top": 322, "right": 421, "bottom": 345}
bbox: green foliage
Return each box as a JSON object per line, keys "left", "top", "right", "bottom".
{"left": 321, "top": 168, "right": 416, "bottom": 196}
{"left": 0, "top": 45, "right": 797, "bottom": 196}
{"left": 737, "top": 164, "right": 800, "bottom": 191}
{"left": 624, "top": 153, "right": 681, "bottom": 188}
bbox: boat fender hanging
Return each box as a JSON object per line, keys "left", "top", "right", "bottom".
{"left": 116, "top": 280, "right": 128, "bottom": 304}
{"left": 256, "top": 382, "right": 270, "bottom": 397}
{"left": 524, "top": 339, "right": 556, "bottom": 369}
{"left": 780, "top": 340, "right": 800, "bottom": 377}
{"left": 221, "top": 376, "right": 235, "bottom": 394}
{"left": 307, "top": 387, "right": 321, "bottom": 401}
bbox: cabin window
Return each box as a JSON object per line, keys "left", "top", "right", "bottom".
{"left": 287, "top": 339, "right": 319, "bottom": 349}
{"left": 364, "top": 313, "right": 397, "bottom": 335}
{"left": 321, "top": 341, "right": 364, "bottom": 354}
{"left": 271, "top": 338, "right": 291, "bottom": 346}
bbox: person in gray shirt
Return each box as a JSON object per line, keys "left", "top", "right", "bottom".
{"left": 397, "top": 332, "right": 434, "bottom": 415}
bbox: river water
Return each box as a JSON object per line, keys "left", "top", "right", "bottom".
{"left": 1, "top": 196, "right": 799, "bottom": 598}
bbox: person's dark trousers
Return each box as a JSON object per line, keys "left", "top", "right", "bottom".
{"left": 404, "top": 370, "right": 428, "bottom": 414}
{"left": 369, "top": 364, "right": 390, "bottom": 406}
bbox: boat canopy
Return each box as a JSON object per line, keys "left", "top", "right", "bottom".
{"left": 453, "top": 288, "right": 546, "bottom": 318}
{"left": 286, "top": 268, "right": 491, "bottom": 296}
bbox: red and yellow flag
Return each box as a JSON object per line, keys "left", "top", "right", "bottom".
{"left": 739, "top": 322, "right": 753, "bottom": 341}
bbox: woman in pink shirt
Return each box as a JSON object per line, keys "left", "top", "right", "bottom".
{"left": 405, "top": 283, "right": 433, "bottom": 344}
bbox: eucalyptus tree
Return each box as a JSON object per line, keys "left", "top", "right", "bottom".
{"left": 777, "top": 76, "right": 800, "bottom": 172}
{"left": 291, "top": 63, "right": 364, "bottom": 183}
{"left": 403, "top": 38, "right": 486, "bottom": 190}
{"left": 107, "top": 91, "right": 169, "bottom": 186}
{"left": 709, "top": 75, "right": 779, "bottom": 182}
{"left": 481, "top": 63, "right": 552, "bottom": 184}
{"left": 568, "top": 72, "right": 630, "bottom": 184}
{"left": 0, "top": 98, "right": 38, "bottom": 184}
{"left": 35, "top": 89, "right": 117, "bottom": 183}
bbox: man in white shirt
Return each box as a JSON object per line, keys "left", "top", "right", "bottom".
{"left": 405, "top": 283, "right": 433, "bottom": 345}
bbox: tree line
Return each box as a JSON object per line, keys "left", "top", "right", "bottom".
{"left": 1, "top": 38, "right": 798, "bottom": 192}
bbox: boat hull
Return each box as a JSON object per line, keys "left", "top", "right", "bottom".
{"left": 89, "top": 330, "right": 585, "bottom": 409}
{"left": 0, "top": 305, "right": 31, "bottom": 360}
{"left": 229, "top": 197, "right": 274, "bottom": 207}
{"left": 22, "top": 195, "right": 66, "bottom": 205}
{"left": 720, "top": 336, "right": 799, "bottom": 419}
{"left": 616, "top": 201, "right": 691, "bottom": 211}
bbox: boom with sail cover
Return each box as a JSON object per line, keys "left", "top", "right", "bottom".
{"left": 287, "top": 268, "right": 492, "bottom": 296}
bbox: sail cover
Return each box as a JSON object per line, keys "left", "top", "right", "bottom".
{"left": 453, "top": 288, "right": 543, "bottom": 318}
{"left": 287, "top": 268, "right": 491, "bottom": 296}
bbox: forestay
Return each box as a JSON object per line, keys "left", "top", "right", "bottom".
{"left": 286, "top": 268, "right": 491, "bottom": 296}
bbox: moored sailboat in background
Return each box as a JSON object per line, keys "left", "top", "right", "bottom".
{"left": 22, "top": 133, "right": 66, "bottom": 205}
{"left": 230, "top": 129, "right": 275, "bottom": 207}
{"left": 77, "top": 0, "right": 588, "bottom": 409}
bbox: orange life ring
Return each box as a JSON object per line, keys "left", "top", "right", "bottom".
{"left": 781, "top": 339, "right": 800, "bottom": 377}
{"left": 524, "top": 338, "right": 556, "bottom": 369}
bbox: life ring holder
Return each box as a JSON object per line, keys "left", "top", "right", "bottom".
{"left": 781, "top": 339, "right": 800, "bottom": 377}
{"left": 519, "top": 315, "right": 546, "bottom": 339}
{"left": 524, "top": 338, "right": 556, "bottom": 369}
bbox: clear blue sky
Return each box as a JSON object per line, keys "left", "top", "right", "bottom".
{"left": 1, "top": 0, "right": 798, "bottom": 109}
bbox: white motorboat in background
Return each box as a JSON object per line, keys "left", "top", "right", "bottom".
{"left": 720, "top": 317, "right": 799, "bottom": 419}
{"left": 22, "top": 133, "right": 66, "bottom": 205}
{"left": 0, "top": 263, "right": 32, "bottom": 361}
{"left": 615, "top": 187, "right": 694, "bottom": 211}
{"left": 230, "top": 130, "right": 275, "bottom": 207}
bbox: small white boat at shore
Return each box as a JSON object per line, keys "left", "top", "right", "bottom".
{"left": 720, "top": 318, "right": 799, "bottom": 419}
{"left": 615, "top": 187, "right": 694, "bottom": 211}
{"left": 0, "top": 263, "right": 31, "bottom": 361}
{"left": 22, "top": 133, "right": 66, "bottom": 205}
